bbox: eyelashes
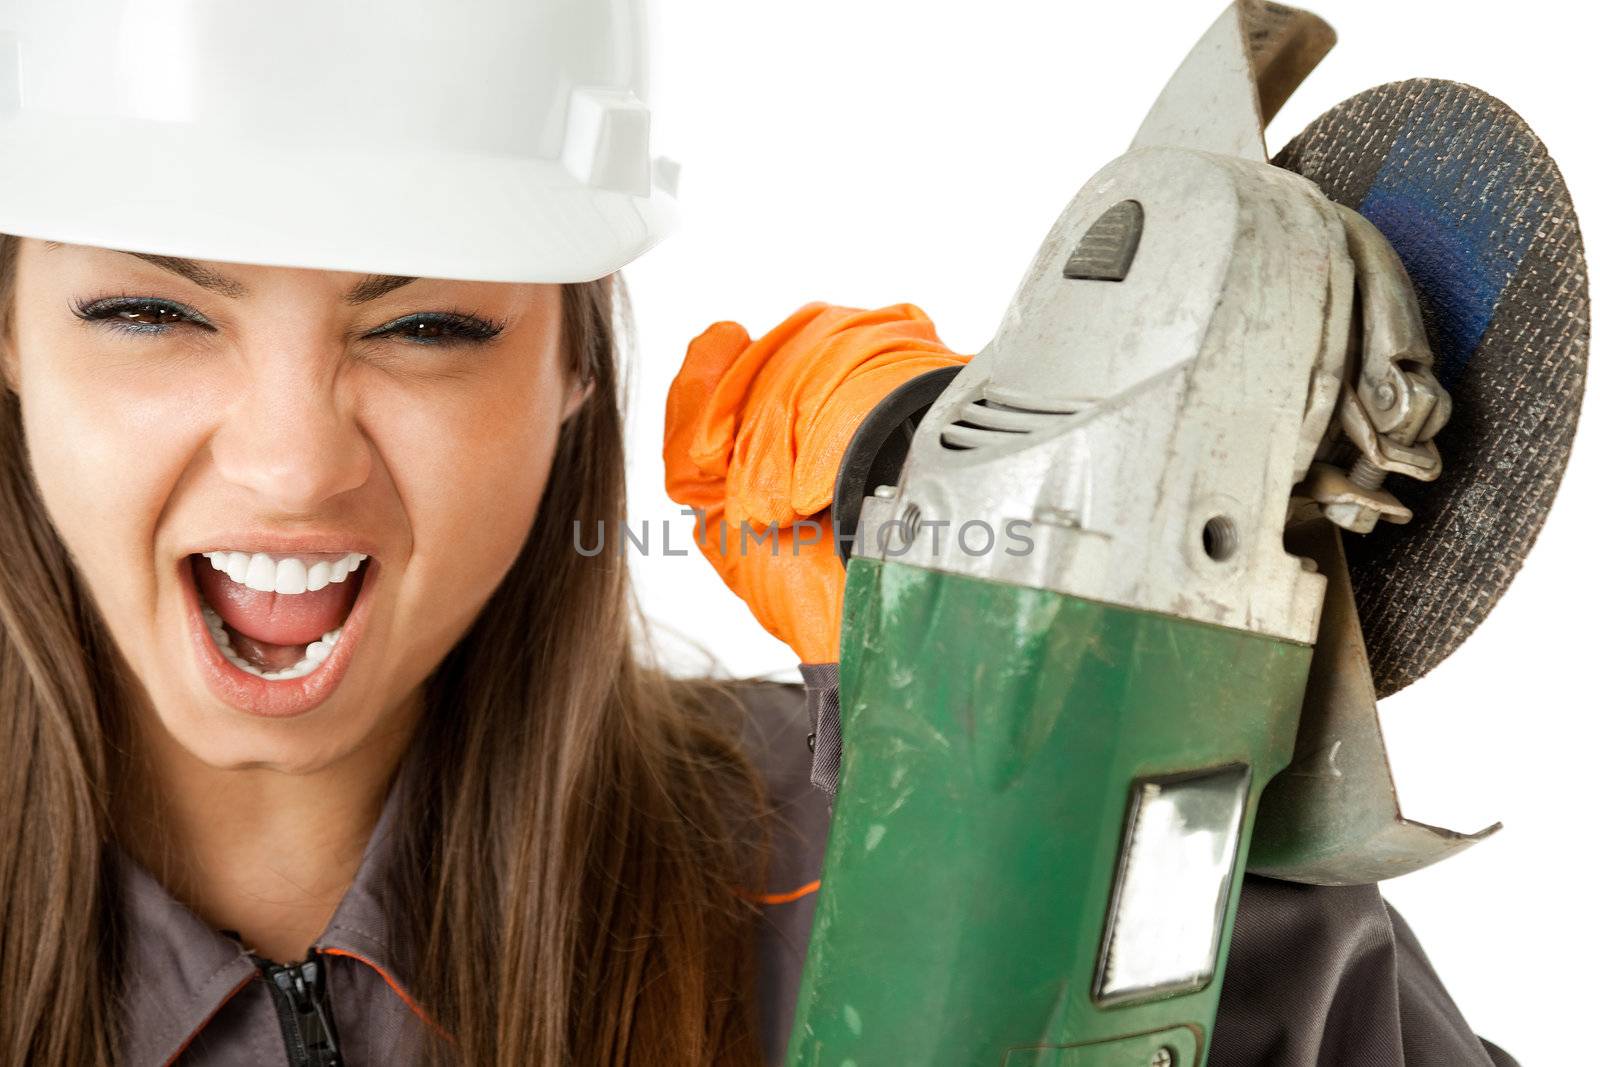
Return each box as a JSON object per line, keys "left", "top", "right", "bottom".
{"left": 70, "top": 295, "right": 507, "bottom": 347}
{"left": 364, "top": 310, "right": 507, "bottom": 346}
{"left": 71, "top": 295, "right": 216, "bottom": 335}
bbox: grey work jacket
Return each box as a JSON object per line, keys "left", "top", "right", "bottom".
{"left": 116, "top": 677, "right": 1518, "bottom": 1066}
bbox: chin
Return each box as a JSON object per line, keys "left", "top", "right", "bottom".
{"left": 152, "top": 690, "right": 391, "bottom": 776}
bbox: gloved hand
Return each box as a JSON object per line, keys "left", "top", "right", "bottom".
{"left": 663, "top": 302, "right": 969, "bottom": 664}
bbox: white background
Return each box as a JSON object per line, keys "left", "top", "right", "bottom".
{"left": 622, "top": 3, "right": 1597, "bottom": 1061}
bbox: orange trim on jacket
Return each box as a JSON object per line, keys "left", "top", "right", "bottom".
{"left": 748, "top": 880, "right": 822, "bottom": 906}
{"left": 320, "top": 946, "right": 452, "bottom": 1041}
{"left": 160, "top": 971, "right": 257, "bottom": 1067}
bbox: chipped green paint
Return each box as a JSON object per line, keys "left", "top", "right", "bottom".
{"left": 785, "top": 559, "right": 1310, "bottom": 1067}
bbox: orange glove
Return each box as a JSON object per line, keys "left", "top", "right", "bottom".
{"left": 663, "top": 302, "right": 969, "bottom": 663}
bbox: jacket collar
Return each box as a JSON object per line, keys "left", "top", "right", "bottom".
{"left": 114, "top": 746, "right": 425, "bottom": 1066}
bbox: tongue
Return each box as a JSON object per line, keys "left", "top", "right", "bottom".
{"left": 194, "top": 556, "right": 359, "bottom": 647}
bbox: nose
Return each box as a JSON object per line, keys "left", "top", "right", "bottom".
{"left": 209, "top": 357, "right": 371, "bottom": 513}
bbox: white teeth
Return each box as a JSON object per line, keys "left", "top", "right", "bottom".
{"left": 275, "top": 558, "right": 308, "bottom": 595}
{"left": 199, "top": 603, "right": 346, "bottom": 682}
{"left": 306, "top": 561, "right": 332, "bottom": 592}
{"left": 202, "top": 604, "right": 232, "bottom": 648}
{"left": 203, "top": 551, "right": 368, "bottom": 596}
{"left": 243, "top": 554, "right": 275, "bottom": 592}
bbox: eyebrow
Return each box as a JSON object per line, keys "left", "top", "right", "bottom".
{"left": 111, "top": 250, "right": 417, "bottom": 305}
{"left": 343, "top": 273, "right": 418, "bottom": 304}
{"left": 125, "top": 252, "right": 248, "bottom": 299}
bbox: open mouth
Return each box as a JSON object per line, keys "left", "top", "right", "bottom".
{"left": 178, "top": 545, "right": 381, "bottom": 719}
{"left": 190, "top": 551, "right": 370, "bottom": 682}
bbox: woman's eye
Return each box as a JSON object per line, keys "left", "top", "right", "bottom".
{"left": 116, "top": 305, "right": 184, "bottom": 326}
{"left": 367, "top": 312, "right": 505, "bottom": 347}
{"left": 72, "top": 297, "right": 212, "bottom": 334}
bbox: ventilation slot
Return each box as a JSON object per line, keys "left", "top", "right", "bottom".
{"left": 940, "top": 395, "right": 1075, "bottom": 452}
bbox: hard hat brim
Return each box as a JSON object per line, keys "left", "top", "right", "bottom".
{"left": 0, "top": 114, "right": 676, "bottom": 284}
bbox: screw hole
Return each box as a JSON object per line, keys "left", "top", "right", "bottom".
{"left": 895, "top": 502, "right": 922, "bottom": 549}
{"left": 1202, "top": 516, "right": 1238, "bottom": 562}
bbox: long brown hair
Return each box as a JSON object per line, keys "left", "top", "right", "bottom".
{"left": 0, "top": 235, "right": 769, "bottom": 1065}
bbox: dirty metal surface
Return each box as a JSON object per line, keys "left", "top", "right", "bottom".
{"left": 1250, "top": 515, "right": 1499, "bottom": 884}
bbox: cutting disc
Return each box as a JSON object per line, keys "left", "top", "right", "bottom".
{"left": 1276, "top": 80, "right": 1588, "bottom": 697}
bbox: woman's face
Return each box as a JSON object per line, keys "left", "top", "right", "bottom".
{"left": 3, "top": 240, "right": 580, "bottom": 773}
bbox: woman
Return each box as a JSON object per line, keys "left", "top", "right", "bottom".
{"left": 0, "top": 2, "right": 1515, "bottom": 1066}
{"left": 0, "top": 2, "right": 812, "bottom": 1064}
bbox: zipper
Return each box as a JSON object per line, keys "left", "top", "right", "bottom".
{"left": 252, "top": 949, "right": 344, "bottom": 1067}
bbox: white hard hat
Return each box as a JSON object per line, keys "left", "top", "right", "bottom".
{"left": 0, "top": 0, "right": 677, "bottom": 282}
